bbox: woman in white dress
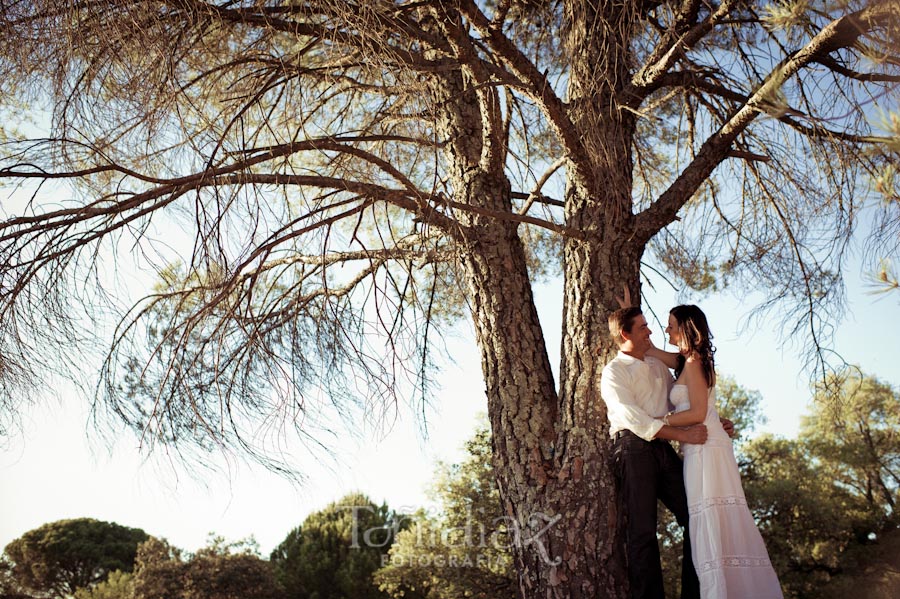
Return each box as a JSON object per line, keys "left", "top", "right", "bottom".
{"left": 649, "top": 305, "right": 783, "bottom": 599}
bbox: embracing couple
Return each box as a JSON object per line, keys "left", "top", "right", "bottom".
{"left": 600, "top": 300, "right": 783, "bottom": 599}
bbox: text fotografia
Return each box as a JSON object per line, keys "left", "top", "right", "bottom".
{"left": 380, "top": 553, "right": 509, "bottom": 569}
{"left": 342, "top": 505, "right": 562, "bottom": 566}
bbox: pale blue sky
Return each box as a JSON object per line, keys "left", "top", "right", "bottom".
{"left": 2, "top": 259, "right": 897, "bottom": 557}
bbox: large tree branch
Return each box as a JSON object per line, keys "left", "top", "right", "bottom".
{"left": 247, "top": 245, "right": 452, "bottom": 276}
{"left": 457, "top": 0, "right": 591, "bottom": 183}
{"left": 0, "top": 134, "right": 437, "bottom": 187}
{"left": 634, "top": 1, "right": 899, "bottom": 245}
{"left": 203, "top": 175, "right": 579, "bottom": 238}
{"left": 430, "top": 5, "right": 508, "bottom": 174}
{"left": 656, "top": 73, "right": 897, "bottom": 144}
{"left": 0, "top": 167, "right": 577, "bottom": 276}
{"left": 625, "top": 0, "right": 737, "bottom": 107}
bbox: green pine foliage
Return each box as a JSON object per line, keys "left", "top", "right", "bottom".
{"left": 73, "top": 570, "right": 133, "bottom": 599}
{"left": 801, "top": 370, "right": 900, "bottom": 524}
{"left": 2, "top": 518, "right": 148, "bottom": 597}
{"left": 270, "top": 493, "right": 396, "bottom": 599}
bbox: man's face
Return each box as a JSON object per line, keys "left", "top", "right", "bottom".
{"left": 625, "top": 314, "right": 652, "bottom": 352}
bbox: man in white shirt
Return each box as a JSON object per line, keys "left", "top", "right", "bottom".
{"left": 601, "top": 306, "right": 705, "bottom": 599}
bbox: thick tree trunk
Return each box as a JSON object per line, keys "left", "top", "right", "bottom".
{"left": 455, "top": 176, "right": 641, "bottom": 599}
{"left": 432, "top": 3, "right": 644, "bottom": 596}
{"left": 544, "top": 2, "right": 645, "bottom": 597}
{"left": 428, "top": 45, "right": 572, "bottom": 597}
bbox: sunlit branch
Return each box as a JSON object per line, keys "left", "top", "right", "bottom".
{"left": 684, "top": 78, "right": 896, "bottom": 144}
{"left": 727, "top": 150, "right": 771, "bottom": 163}
{"left": 246, "top": 246, "right": 451, "bottom": 276}
{"left": 627, "top": 0, "right": 736, "bottom": 105}
{"left": 518, "top": 157, "right": 566, "bottom": 216}
{"left": 635, "top": 1, "right": 898, "bottom": 244}
{"left": 812, "top": 56, "right": 900, "bottom": 83}
{"left": 511, "top": 192, "right": 564, "bottom": 211}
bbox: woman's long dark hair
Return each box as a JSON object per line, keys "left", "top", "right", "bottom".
{"left": 670, "top": 305, "right": 716, "bottom": 387}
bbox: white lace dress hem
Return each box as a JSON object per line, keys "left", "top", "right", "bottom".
{"left": 672, "top": 384, "right": 783, "bottom": 599}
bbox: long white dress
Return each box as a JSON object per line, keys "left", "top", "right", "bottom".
{"left": 670, "top": 384, "right": 783, "bottom": 599}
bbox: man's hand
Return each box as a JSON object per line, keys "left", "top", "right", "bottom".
{"left": 678, "top": 424, "right": 708, "bottom": 445}
{"left": 720, "top": 417, "right": 736, "bottom": 438}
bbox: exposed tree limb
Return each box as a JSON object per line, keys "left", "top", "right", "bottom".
{"left": 634, "top": 1, "right": 898, "bottom": 244}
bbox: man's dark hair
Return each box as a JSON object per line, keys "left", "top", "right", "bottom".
{"left": 608, "top": 306, "right": 643, "bottom": 347}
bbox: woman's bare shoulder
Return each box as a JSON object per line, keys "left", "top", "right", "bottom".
{"left": 683, "top": 355, "right": 702, "bottom": 368}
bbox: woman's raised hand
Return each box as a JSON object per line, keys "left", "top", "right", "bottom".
{"left": 615, "top": 284, "right": 633, "bottom": 308}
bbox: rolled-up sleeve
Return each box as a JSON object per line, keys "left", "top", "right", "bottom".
{"left": 601, "top": 362, "right": 664, "bottom": 442}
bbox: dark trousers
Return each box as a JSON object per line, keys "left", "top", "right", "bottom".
{"left": 613, "top": 430, "right": 700, "bottom": 599}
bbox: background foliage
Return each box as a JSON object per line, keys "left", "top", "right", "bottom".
{"left": 2, "top": 518, "right": 148, "bottom": 598}
{"left": 1, "top": 369, "right": 898, "bottom": 598}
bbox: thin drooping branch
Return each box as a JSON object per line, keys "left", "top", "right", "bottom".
{"left": 812, "top": 55, "right": 900, "bottom": 83}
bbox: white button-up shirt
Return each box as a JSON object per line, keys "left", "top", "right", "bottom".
{"left": 600, "top": 351, "right": 674, "bottom": 442}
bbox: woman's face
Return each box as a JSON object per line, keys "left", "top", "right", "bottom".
{"left": 665, "top": 313, "right": 682, "bottom": 348}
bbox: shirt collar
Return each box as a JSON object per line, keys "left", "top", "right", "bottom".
{"left": 616, "top": 350, "right": 645, "bottom": 365}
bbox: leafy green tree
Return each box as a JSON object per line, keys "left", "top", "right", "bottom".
{"left": 375, "top": 424, "right": 517, "bottom": 599}
{"left": 0, "top": 554, "right": 31, "bottom": 598}
{"left": 739, "top": 435, "right": 877, "bottom": 598}
{"left": 815, "top": 526, "right": 900, "bottom": 599}
{"left": 132, "top": 536, "right": 281, "bottom": 599}
{"left": 271, "top": 493, "right": 395, "bottom": 599}
{"left": 801, "top": 370, "right": 900, "bottom": 523}
{"left": 130, "top": 538, "right": 186, "bottom": 599}
{"left": 73, "top": 570, "right": 133, "bottom": 599}
{"left": 714, "top": 374, "right": 767, "bottom": 443}
{"left": 2, "top": 518, "right": 148, "bottom": 597}
{"left": 183, "top": 538, "right": 282, "bottom": 599}
{"left": 1, "top": 2, "right": 898, "bottom": 595}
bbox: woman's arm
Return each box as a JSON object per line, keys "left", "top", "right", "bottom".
{"left": 646, "top": 344, "right": 680, "bottom": 369}
{"left": 662, "top": 359, "right": 709, "bottom": 427}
